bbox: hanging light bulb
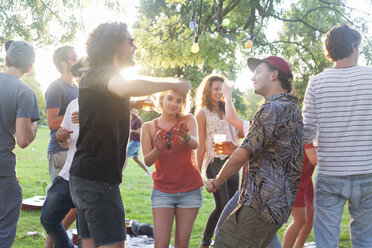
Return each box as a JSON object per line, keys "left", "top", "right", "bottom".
{"left": 191, "top": 36, "right": 199, "bottom": 53}
{"left": 191, "top": 43, "right": 200, "bottom": 53}
{"left": 222, "top": 18, "right": 230, "bottom": 27}
{"left": 245, "top": 39, "right": 253, "bottom": 49}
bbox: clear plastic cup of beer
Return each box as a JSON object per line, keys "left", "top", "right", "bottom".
{"left": 213, "top": 134, "right": 226, "bottom": 154}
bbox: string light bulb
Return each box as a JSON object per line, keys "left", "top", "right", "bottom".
{"left": 191, "top": 36, "right": 200, "bottom": 53}
{"left": 191, "top": 42, "right": 200, "bottom": 53}
{"left": 222, "top": 18, "right": 230, "bottom": 27}
{"left": 245, "top": 39, "right": 253, "bottom": 49}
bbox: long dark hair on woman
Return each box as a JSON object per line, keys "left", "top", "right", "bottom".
{"left": 195, "top": 74, "right": 226, "bottom": 114}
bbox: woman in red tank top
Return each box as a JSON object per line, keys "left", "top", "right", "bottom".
{"left": 141, "top": 90, "right": 203, "bottom": 248}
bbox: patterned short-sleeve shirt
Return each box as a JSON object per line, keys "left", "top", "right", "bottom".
{"left": 239, "top": 93, "right": 304, "bottom": 225}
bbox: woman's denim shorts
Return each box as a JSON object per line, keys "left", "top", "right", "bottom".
{"left": 151, "top": 187, "right": 202, "bottom": 208}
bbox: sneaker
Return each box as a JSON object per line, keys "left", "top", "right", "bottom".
{"left": 145, "top": 172, "right": 152, "bottom": 177}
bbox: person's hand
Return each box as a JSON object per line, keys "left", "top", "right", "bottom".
{"left": 222, "top": 80, "right": 233, "bottom": 98}
{"left": 213, "top": 141, "right": 238, "bottom": 155}
{"left": 205, "top": 179, "right": 219, "bottom": 193}
{"left": 55, "top": 127, "right": 73, "bottom": 143}
{"left": 173, "top": 78, "right": 191, "bottom": 96}
{"left": 174, "top": 122, "right": 189, "bottom": 140}
{"left": 153, "top": 130, "right": 166, "bottom": 151}
{"left": 71, "top": 111, "right": 79, "bottom": 124}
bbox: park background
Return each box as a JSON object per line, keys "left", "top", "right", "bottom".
{"left": 1, "top": 0, "right": 372, "bottom": 247}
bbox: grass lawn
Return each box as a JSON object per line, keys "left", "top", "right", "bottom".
{"left": 12, "top": 126, "right": 352, "bottom": 247}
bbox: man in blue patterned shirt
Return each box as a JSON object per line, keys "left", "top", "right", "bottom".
{"left": 206, "top": 56, "right": 304, "bottom": 248}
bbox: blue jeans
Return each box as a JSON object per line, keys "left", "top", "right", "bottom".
{"left": 40, "top": 176, "right": 75, "bottom": 248}
{"left": 215, "top": 190, "right": 282, "bottom": 248}
{"left": 0, "top": 176, "right": 22, "bottom": 248}
{"left": 314, "top": 173, "right": 372, "bottom": 248}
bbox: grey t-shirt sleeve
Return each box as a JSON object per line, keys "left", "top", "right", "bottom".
{"left": 45, "top": 81, "right": 62, "bottom": 109}
{"left": 16, "top": 87, "right": 40, "bottom": 122}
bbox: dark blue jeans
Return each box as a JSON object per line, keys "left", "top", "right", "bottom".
{"left": 40, "top": 176, "right": 75, "bottom": 248}
{"left": 0, "top": 176, "right": 22, "bottom": 248}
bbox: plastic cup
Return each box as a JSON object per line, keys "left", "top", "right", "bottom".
{"left": 213, "top": 134, "right": 226, "bottom": 154}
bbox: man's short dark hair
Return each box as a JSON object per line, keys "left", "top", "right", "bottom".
{"left": 86, "top": 22, "right": 128, "bottom": 67}
{"left": 53, "top": 46, "right": 74, "bottom": 73}
{"left": 264, "top": 62, "right": 293, "bottom": 93}
{"left": 324, "top": 25, "right": 361, "bottom": 62}
{"left": 7, "top": 60, "right": 33, "bottom": 74}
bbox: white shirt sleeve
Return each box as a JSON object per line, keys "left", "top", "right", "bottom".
{"left": 243, "top": 120, "right": 250, "bottom": 136}
{"left": 60, "top": 99, "right": 77, "bottom": 131}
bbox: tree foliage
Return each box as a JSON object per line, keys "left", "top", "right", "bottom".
{"left": 134, "top": 0, "right": 372, "bottom": 116}
{"left": 23, "top": 71, "right": 47, "bottom": 124}
{"left": 0, "top": 0, "right": 81, "bottom": 46}
{"left": 0, "top": 0, "right": 128, "bottom": 47}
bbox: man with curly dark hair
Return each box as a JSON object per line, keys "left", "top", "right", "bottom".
{"left": 68, "top": 21, "right": 190, "bottom": 248}
{"left": 303, "top": 24, "right": 372, "bottom": 247}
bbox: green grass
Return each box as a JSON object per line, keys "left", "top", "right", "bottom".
{"left": 12, "top": 127, "right": 352, "bottom": 247}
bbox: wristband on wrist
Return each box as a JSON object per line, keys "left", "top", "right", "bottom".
{"left": 181, "top": 133, "right": 191, "bottom": 143}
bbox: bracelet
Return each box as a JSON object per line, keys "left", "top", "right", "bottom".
{"left": 181, "top": 133, "right": 191, "bottom": 143}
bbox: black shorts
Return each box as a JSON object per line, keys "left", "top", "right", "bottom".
{"left": 69, "top": 175, "right": 126, "bottom": 247}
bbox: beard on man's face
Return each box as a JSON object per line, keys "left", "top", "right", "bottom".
{"left": 117, "top": 49, "right": 135, "bottom": 68}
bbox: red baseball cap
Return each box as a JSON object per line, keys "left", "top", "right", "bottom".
{"left": 247, "top": 56, "right": 291, "bottom": 75}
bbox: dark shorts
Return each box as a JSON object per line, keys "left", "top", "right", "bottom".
{"left": 215, "top": 205, "right": 280, "bottom": 248}
{"left": 69, "top": 175, "right": 126, "bottom": 247}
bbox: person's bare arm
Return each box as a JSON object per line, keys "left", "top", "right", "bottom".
{"left": 141, "top": 122, "right": 163, "bottom": 166}
{"left": 222, "top": 82, "right": 245, "bottom": 134}
{"left": 206, "top": 147, "right": 252, "bottom": 192}
{"left": 46, "top": 108, "right": 63, "bottom": 131}
{"left": 305, "top": 147, "right": 318, "bottom": 166}
{"left": 131, "top": 127, "right": 141, "bottom": 135}
{"left": 108, "top": 75, "right": 191, "bottom": 99}
{"left": 15, "top": 118, "right": 37, "bottom": 148}
{"left": 196, "top": 111, "right": 207, "bottom": 172}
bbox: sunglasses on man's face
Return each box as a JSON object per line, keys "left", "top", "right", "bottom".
{"left": 166, "top": 131, "right": 173, "bottom": 150}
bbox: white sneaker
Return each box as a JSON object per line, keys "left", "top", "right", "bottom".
{"left": 145, "top": 172, "right": 152, "bottom": 177}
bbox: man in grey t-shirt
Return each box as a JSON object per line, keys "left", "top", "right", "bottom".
{"left": 0, "top": 40, "right": 39, "bottom": 247}
{"left": 45, "top": 46, "right": 78, "bottom": 183}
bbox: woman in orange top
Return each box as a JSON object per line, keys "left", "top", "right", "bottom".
{"left": 141, "top": 89, "right": 203, "bottom": 248}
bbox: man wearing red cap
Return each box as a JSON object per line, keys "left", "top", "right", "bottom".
{"left": 206, "top": 56, "right": 304, "bottom": 247}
